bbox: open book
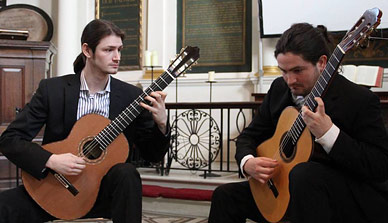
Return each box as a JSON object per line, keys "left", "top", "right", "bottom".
{"left": 340, "top": 65, "right": 384, "bottom": 88}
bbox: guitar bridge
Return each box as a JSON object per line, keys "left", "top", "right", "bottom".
{"left": 50, "top": 169, "right": 79, "bottom": 196}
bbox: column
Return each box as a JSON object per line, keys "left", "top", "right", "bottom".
{"left": 57, "top": 0, "right": 80, "bottom": 76}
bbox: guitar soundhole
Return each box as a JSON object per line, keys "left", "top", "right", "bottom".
{"left": 279, "top": 133, "right": 296, "bottom": 162}
{"left": 79, "top": 137, "right": 105, "bottom": 163}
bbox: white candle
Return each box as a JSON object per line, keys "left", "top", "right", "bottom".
{"left": 144, "top": 51, "right": 152, "bottom": 66}
{"left": 208, "top": 71, "right": 215, "bottom": 82}
{"left": 151, "top": 51, "right": 158, "bottom": 66}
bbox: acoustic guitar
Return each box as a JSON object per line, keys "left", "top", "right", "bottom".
{"left": 21, "top": 46, "right": 200, "bottom": 220}
{"left": 249, "top": 8, "right": 382, "bottom": 223}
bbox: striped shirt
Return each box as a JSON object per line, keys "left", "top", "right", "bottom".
{"left": 76, "top": 72, "right": 111, "bottom": 120}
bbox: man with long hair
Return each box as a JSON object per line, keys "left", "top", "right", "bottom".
{"left": 0, "top": 19, "right": 170, "bottom": 223}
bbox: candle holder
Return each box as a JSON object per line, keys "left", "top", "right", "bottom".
{"left": 143, "top": 65, "right": 162, "bottom": 83}
{"left": 205, "top": 80, "right": 217, "bottom": 102}
{"left": 200, "top": 80, "right": 220, "bottom": 178}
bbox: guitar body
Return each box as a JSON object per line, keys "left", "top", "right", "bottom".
{"left": 22, "top": 114, "right": 129, "bottom": 220}
{"left": 249, "top": 107, "right": 313, "bottom": 222}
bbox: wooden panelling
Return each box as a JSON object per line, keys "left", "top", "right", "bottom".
{"left": 0, "top": 40, "right": 55, "bottom": 190}
{"left": 0, "top": 40, "right": 55, "bottom": 134}
{"left": 0, "top": 155, "right": 19, "bottom": 191}
{"left": 0, "top": 67, "right": 24, "bottom": 126}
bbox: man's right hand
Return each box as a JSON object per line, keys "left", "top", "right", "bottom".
{"left": 243, "top": 157, "right": 278, "bottom": 184}
{"left": 45, "top": 153, "right": 86, "bottom": 176}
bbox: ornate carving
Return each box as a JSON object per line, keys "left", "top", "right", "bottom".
{"left": 170, "top": 109, "right": 220, "bottom": 170}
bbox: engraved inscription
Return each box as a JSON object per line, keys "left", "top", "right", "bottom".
{"left": 98, "top": 0, "right": 142, "bottom": 70}
{"left": 182, "top": 0, "right": 246, "bottom": 66}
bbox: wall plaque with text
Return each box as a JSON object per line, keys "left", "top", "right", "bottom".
{"left": 96, "top": 0, "right": 142, "bottom": 71}
{"left": 177, "top": 0, "right": 252, "bottom": 73}
{"left": 332, "top": 29, "right": 388, "bottom": 68}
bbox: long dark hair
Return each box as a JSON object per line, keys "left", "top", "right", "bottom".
{"left": 73, "top": 19, "right": 125, "bottom": 73}
{"left": 274, "top": 23, "right": 333, "bottom": 65}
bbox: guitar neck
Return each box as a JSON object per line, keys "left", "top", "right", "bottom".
{"left": 288, "top": 46, "right": 345, "bottom": 145}
{"left": 305, "top": 46, "right": 345, "bottom": 111}
{"left": 95, "top": 70, "right": 176, "bottom": 149}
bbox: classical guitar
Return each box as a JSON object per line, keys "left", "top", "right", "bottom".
{"left": 21, "top": 46, "right": 200, "bottom": 220}
{"left": 249, "top": 8, "right": 382, "bottom": 223}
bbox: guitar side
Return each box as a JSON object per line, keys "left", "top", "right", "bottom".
{"left": 249, "top": 107, "right": 313, "bottom": 223}
{"left": 22, "top": 114, "right": 129, "bottom": 220}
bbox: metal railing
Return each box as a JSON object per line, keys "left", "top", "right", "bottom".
{"left": 132, "top": 101, "right": 262, "bottom": 178}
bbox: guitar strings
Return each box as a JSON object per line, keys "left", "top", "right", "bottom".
{"left": 76, "top": 49, "right": 198, "bottom": 158}
{"left": 272, "top": 45, "right": 347, "bottom": 161}
{"left": 80, "top": 72, "right": 172, "bottom": 159}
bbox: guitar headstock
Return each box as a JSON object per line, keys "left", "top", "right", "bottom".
{"left": 339, "top": 8, "right": 382, "bottom": 53}
{"left": 168, "top": 46, "right": 200, "bottom": 77}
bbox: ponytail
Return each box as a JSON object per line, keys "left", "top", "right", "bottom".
{"left": 73, "top": 53, "right": 86, "bottom": 74}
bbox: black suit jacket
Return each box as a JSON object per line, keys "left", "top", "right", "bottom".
{"left": 236, "top": 75, "right": 388, "bottom": 221}
{"left": 0, "top": 73, "right": 170, "bottom": 180}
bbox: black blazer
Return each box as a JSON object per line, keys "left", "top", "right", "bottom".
{"left": 0, "top": 73, "right": 170, "bottom": 180}
{"left": 236, "top": 74, "right": 388, "bottom": 221}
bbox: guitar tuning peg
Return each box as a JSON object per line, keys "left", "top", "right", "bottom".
{"left": 170, "top": 56, "right": 177, "bottom": 63}
{"left": 180, "top": 48, "right": 185, "bottom": 54}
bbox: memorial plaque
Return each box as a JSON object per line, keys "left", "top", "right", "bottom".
{"left": 177, "top": 0, "right": 252, "bottom": 73}
{"left": 0, "top": 4, "right": 53, "bottom": 41}
{"left": 331, "top": 29, "right": 388, "bottom": 68}
{"left": 96, "top": 0, "right": 142, "bottom": 71}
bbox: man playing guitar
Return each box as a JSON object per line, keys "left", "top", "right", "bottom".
{"left": 209, "top": 22, "right": 388, "bottom": 223}
{"left": 0, "top": 19, "right": 170, "bottom": 223}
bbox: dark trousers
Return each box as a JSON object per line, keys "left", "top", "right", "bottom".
{"left": 209, "top": 162, "right": 370, "bottom": 223}
{"left": 0, "top": 163, "right": 142, "bottom": 223}
{"left": 208, "top": 180, "right": 265, "bottom": 223}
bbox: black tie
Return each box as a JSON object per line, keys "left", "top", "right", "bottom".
{"left": 294, "top": 96, "right": 305, "bottom": 110}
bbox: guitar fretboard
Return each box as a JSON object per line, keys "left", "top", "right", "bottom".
{"left": 285, "top": 46, "right": 345, "bottom": 147}
{"left": 94, "top": 70, "right": 176, "bottom": 149}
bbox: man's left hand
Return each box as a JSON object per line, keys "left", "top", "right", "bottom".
{"left": 301, "top": 97, "right": 332, "bottom": 138}
{"left": 140, "top": 91, "right": 168, "bottom": 134}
